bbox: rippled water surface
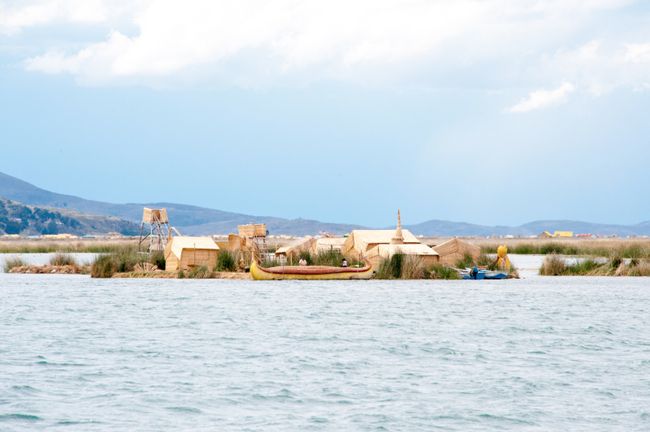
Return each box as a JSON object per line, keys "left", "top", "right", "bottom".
{"left": 1, "top": 274, "right": 650, "bottom": 431}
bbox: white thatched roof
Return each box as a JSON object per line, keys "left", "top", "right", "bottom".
{"left": 432, "top": 238, "right": 480, "bottom": 256}
{"left": 367, "top": 243, "right": 439, "bottom": 259}
{"left": 168, "top": 236, "right": 219, "bottom": 258}
{"left": 275, "top": 237, "right": 313, "bottom": 255}
{"left": 315, "top": 237, "right": 346, "bottom": 251}
{"left": 347, "top": 229, "right": 420, "bottom": 252}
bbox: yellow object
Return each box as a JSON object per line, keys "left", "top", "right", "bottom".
{"left": 553, "top": 231, "right": 574, "bottom": 238}
{"left": 496, "top": 245, "right": 511, "bottom": 271}
{"left": 250, "top": 260, "right": 374, "bottom": 281}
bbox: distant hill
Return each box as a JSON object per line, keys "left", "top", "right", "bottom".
{"left": 0, "top": 171, "right": 363, "bottom": 235}
{"left": 1, "top": 171, "right": 648, "bottom": 236}
{"left": 0, "top": 198, "right": 138, "bottom": 236}
{"left": 405, "top": 219, "right": 650, "bottom": 237}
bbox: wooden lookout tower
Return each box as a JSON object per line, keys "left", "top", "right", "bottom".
{"left": 139, "top": 208, "right": 171, "bottom": 252}
{"left": 238, "top": 223, "right": 268, "bottom": 261}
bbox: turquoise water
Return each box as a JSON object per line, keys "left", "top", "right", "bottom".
{"left": 1, "top": 274, "right": 650, "bottom": 431}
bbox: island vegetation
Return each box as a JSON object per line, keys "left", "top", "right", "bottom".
{"left": 539, "top": 254, "right": 650, "bottom": 276}
{"left": 481, "top": 240, "right": 650, "bottom": 259}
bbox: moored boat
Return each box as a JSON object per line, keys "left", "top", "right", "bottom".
{"left": 461, "top": 267, "right": 509, "bottom": 280}
{"left": 250, "top": 259, "right": 374, "bottom": 281}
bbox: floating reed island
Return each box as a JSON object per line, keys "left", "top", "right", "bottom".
{"left": 78, "top": 209, "right": 518, "bottom": 280}
{"left": 4, "top": 253, "right": 90, "bottom": 274}
{"left": 539, "top": 254, "right": 650, "bottom": 276}
{"left": 5, "top": 207, "right": 650, "bottom": 279}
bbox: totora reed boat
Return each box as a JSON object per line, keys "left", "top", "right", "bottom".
{"left": 250, "top": 259, "right": 374, "bottom": 281}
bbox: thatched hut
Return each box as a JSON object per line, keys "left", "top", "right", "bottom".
{"left": 342, "top": 229, "right": 421, "bottom": 258}
{"left": 275, "top": 237, "right": 315, "bottom": 260}
{"left": 313, "top": 237, "right": 346, "bottom": 254}
{"left": 164, "top": 236, "right": 220, "bottom": 272}
{"left": 343, "top": 210, "right": 439, "bottom": 267}
{"left": 432, "top": 238, "right": 481, "bottom": 267}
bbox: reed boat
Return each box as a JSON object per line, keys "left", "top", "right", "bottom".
{"left": 250, "top": 259, "right": 374, "bottom": 281}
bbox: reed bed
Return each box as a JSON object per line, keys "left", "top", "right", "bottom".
{"left": 3, "top": 257, "right": 27, "bottom": 273}
{"left": 216, "top": 251, "right": 237, "bottom": 272}
{"left": 374, "top": 253, "right": 460, "bottom": 280}
{"left": 482, "top": 240, "right": 650, "bottom": 259}
{"left": 539, "top": 254, "right": 650, "bottom": 276}
{"left": 90, "top": 248, "right": 162, "bottom": 278}
{"left": 0, "top": 239, "right": 139, "bottom": 254}
{"left": 184, "top": 266, "right": 214, "bottom": 279}
{"left": 49, "top": 253, "right": 77, "bottom": 267}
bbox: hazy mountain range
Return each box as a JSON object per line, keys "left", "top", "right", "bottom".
{"left": 0, "top": 171, "right": 648, "bottom": 237}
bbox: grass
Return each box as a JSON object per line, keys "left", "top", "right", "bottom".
{"left": 216, "top": 251, "right": 237, "bottom": 272}
{"left": 482, "top": 241, "right": 650, "bottom": 259}
{"left": 3, "top": 257, "right": 27, "bottom": 272}
{"left": 298, "top": 250, "right": 313, "bottom": 265}
{"left": 401, "top": 255, "right": 427, "bottom": 279}
{"left": 626, "top": 261, "right": 650, "bottom": 276}
{"left": 261, "top": 257, "right": 284, "bottom": 267}
{"left": 277, "top": 250, "right": 363, "bottom": 268}
{"left": 90, "top": 255, "right": 117, "bottom": 278}
{"left": 90, "top": 247, "right": 161, "bottom": 278}
{"left": 150, "top": 251, "right": 166, "bottom": 271}
{"left": 186, "top": 265, "right": 213, "bottom": 279}
{"left": 429, "top": 264, "right": 461, "bottom": 280}
{"left": 375, "top": 253, "right": 405, "bottom": 279}
{"left": 455, "top": 253, "right": 476, "bottom": 269}
{"left": 539, "top": 256, "right": 607, "bottom": 276}
{"left": 0, "top": 240, "right": 139, "bottom": 254}
{"left": 49, "top": 253, "right": 77, "bottom": 267}
{"left": 374, "top": 253, "right": 460, "bottom": 280}
{"left": 539, "top": 254, "right": 650, "bottom": 276}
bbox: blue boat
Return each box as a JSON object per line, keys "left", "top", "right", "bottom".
{"left": 461, "top": 267, "right": 508, "bottom": 280}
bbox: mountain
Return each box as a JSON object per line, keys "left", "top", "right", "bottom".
{"left": 405, "top": 219, "right": 650, "bottom": 237}
{"left": 0, "top": 198, "right": 139, "bottom": 236}
{"left": 1, "top": 171, "right": 648, "bottom": 236}
{"left": 0, "top": 171, "right": 363, "bottom": 235}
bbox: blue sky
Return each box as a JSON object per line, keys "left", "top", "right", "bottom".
{"left": 1, "top": 0, "right": 649, "bottom": 227}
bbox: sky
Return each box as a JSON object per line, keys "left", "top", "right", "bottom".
{"left": 1, "top": 0, "right": 649, "bottom": 227}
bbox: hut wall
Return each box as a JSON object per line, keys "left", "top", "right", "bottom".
{"left": 165, "top": 253, "right": 180, "bottom": 272}
{"left": 438, "top": 252, "right": 464, "bottom": 267}
{"left": 179, "top": 249, "right": 218, "bottom": 270}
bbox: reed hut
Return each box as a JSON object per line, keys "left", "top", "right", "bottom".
{"left": 343, "top": 210, "right": 439, "bottom": 267}
{"left": 164, "top": 236, "right": 220, "bottom": 272}
{"left": 313, "top": 237, "right": 346, "bottom": 254}
{"left": 275, "top": 237, "right": 315, "bottom": 259}
{"left": 342, "top": 229, "right": 421, "bottom": 258}
{"left": 432, "top": 238, "right": 481, "bottom": 267}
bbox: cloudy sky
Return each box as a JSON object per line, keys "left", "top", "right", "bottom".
{"left": 1, "top": 0, "right": 649, "bottom": 226}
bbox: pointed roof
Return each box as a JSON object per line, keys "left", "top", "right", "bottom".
{"left": 391, "top": 209, "right": 404, "bottom": 245}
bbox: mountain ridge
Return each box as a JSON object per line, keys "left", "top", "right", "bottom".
{"left": 1, "top": 171, "right": 648, "bottom": 236}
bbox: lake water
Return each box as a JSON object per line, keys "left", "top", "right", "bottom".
{"left": 1, "top": 273, "right": 650, "bottom": 431}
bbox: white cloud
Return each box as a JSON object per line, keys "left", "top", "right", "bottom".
{"left": 7, "top": 0, "right": 650, "bottom": 92}
{"left": 624, "top": 43, "right": 650, "bottom": 63}
{"left": 508, "top": 82, "right": 575, "bottom": 113}
{"left": 0, "top": 0, "right": 111, "bottom": 34}
{"left": 536, "top": 40, "right": 650, "bottom": 96}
